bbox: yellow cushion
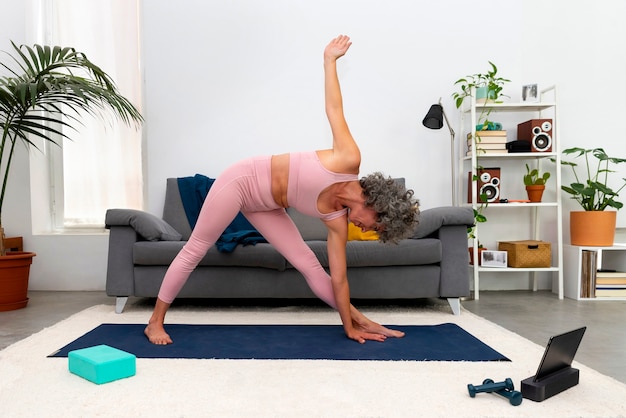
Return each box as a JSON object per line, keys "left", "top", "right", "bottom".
{"left": 347, "top": 222, "right": 379, "bottom": 241}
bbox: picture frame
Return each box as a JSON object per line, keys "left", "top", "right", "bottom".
{"left": 522, "top": 84, "right": 539, "bottom": 102}
{"left": 481, "top": 250, "right": 508, "bottom": 268}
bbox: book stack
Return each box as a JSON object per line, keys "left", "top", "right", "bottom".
{"left": 466, "top": 130, "right": 508, "bottom": 156}
{"left": 580, "top": 250, "right": 597, "bottom": 298}
{"left": 595, "top": 270, "right": 626, "bottom": 297}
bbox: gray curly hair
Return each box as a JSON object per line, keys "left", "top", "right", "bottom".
{"left": 359, "top": 172, "right": 420, "bottom": 244}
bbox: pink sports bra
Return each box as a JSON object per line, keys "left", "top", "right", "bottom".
{"left": 287, "top": 151, "right": 358, "bottom": 221}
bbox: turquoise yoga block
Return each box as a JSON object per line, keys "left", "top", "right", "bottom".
{"left": 68, "top": 344, "right": 136, "bottom": 384}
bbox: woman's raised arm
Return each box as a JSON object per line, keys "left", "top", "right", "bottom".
{"left": 323, "top": 35, "right": 360, "bottom": 172}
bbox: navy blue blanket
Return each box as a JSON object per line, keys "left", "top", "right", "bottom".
{"left": 177, "top": 174, "right": 267, "bottom": 252}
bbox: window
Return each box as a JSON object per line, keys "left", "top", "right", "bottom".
{"left": 34, "top": 0, "right": 143, "bottom": 230}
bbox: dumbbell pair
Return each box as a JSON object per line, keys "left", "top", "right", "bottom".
{"left": 467, "top": 378, "right": 523, "bottom": 406}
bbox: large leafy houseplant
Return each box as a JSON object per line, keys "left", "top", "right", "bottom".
{"left": 557, "top": 147, "right": 626, "bottom": 246}
{"left": 0, "top": 41, "right": 143, "bottom": 255}
{"left": 560, "top": 147, "right": 626, "bottom": 211}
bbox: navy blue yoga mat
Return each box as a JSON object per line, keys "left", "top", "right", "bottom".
{"left": 49, "top": 323, "right": 509, "bottom": 361}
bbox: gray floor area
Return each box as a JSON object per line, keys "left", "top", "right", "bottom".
{"left": 1, "top": 290, "right": 625, "bottom": 385}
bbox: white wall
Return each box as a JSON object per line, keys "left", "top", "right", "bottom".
{"left": 141, "top": 0, "right": 525, "bottom": 211}
{"left": 2, "top": 0, "right": 626, "bottom": 291}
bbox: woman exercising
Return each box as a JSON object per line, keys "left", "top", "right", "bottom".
{"left": 145, "top": 35, "right": 419, "bottom": 345}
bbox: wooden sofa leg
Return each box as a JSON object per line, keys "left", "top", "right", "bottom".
{"left": 115, "top": 297, "right": 129, "bottom": 314}
{"left": 447, "top": 298, "right": 461, "bottom": 315}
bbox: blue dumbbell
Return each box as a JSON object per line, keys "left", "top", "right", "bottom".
{"left": 494, "top": 388, "right": 523, "bottom": 406}
{"left": 467, "top": 378, "right": 515, "bottom": 398}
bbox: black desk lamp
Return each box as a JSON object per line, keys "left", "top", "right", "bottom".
{"left": 422, "top": 99, "right": 456, "bottom": 204}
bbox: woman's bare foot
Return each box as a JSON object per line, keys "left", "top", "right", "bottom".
{"left": 146, "top": 298, "right": 173, "bottom": 345}
{"left": 350, "top": 305, "right": 405, "bottom": 338}
{"left": 145, "top": 322, "right": 173, "bottom": 345}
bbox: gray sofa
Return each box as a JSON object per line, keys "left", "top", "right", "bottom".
{"left": 105, "top": 178, "right": 474, "bottom": 315}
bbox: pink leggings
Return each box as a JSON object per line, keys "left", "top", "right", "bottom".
{"left": 157, "top": 156, "right": 337, "bottom": 309}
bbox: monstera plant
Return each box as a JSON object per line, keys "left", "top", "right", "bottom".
{"left": 0, "top": 41, "right": 142, "bottom": 310}
{"left": 558, "top": 147, "right": 626, "bottom": 246}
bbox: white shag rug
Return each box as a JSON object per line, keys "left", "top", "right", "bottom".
{"left": 1, "top": 303, "right": 625, "bottom": 418}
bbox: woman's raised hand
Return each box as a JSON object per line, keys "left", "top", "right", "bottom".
{"left": 324, "top": 35, "right": 352, "bottom": 61}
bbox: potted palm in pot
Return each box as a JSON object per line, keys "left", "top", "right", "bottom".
{"left": 0, "top": 41, "right": 142, "bottom": 311}
{"left": 559, "top": 147, "right": 626, "bottom": 246}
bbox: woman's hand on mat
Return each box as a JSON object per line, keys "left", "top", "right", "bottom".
{"left": 347, "top": 328, "right": 387, "bottom": 344}
{"left": 349, "top": 306, "right": 405, "bottom": 342}
{"left": 348, "top": 322, "right": 405, "bottom": 344}
{"left": 324, "top": 35, "right": 351, "bottom": 61}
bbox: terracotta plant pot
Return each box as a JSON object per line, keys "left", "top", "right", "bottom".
{"left": 526, "top": 185, "right": 545, "bottom": 203}
{"left": 469, "top": 247, "right": 487, "bottom": 265}
{"left": 0, "top": 251, "right": 36, "bottom": 311}
{"left": 570, "top": 211, "right": 616, "bottom": 246}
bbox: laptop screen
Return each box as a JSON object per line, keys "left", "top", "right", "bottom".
{"left": 533, "top": 327, "right": 586, "bottom": 382}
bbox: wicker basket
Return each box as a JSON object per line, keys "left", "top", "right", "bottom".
{"left": 497, "top": 240, "right": 551, "bottom": 268}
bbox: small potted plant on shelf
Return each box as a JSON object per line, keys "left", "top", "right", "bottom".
{"left": 557, "top": 147, "right": 626, "bottom": 246}
{"left": 452, "top": 61, "right": 511, "bottom": 109}
{"left": 523, "top": 164, "right": 551, "bottom": 202}
{"left": 0, "top": 41, "right": 143, "bottom": 311}
{"left": 452, "top": 61, "right": 511, "bottom": 146}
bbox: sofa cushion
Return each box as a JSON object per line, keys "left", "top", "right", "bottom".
{"left": 347, "top": 222, "right": 379, "bottom": 241}
{"left": 288, "top": 238, "right": 441, "bottom": 269}
{"left": 133, "top": 241, "right": 286, "bottom": 270}
{"left": 105, "top": 209, "right": 182, "bottom": 241}
{"left": 163, "top": 178, "right": 194, "bottom": 240}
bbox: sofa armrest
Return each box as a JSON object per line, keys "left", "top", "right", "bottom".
{"left": 105, "top": 208, "right": 182, "bottom": 242}
{"left": 413, "top": 206, "right": 474, "bottom": 239}
{"left": 438, "top": 224, "right": 471, "bottom": 298}
{"left": 105, "top": 225, "right": 138, "bottom": 298}
{"left": 412, "top": 207, "right": 473, "bottom": 298}
{"left": 105, "top": 209, "right": 182, "bottom": 300}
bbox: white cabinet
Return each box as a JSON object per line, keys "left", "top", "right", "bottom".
{"left": 563, "top": 244, "right": 626, "bottom": 301}
{"left": 459, "top": 86, "right": 563, "bottom": 300}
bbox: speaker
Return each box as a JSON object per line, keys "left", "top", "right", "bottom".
{"left": 517, "top": 119, "right": 553, "bottom": 152}
{"left": 467, "top": 168, "right": 501, "bottom": 203}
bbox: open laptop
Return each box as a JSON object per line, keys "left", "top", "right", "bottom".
{"left": 533, "top": 326, "right": 587, "bottom": 382}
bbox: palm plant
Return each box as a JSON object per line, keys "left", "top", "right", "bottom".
{"left": 0, "top": 41, "right": 143, "bottom": 255}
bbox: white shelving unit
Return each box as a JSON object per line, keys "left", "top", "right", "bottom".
{"left": 563, "top": 244, "right": 626, "bottom": 301}
{"left": 459, "top": 86, "right": 563, "bottom": 300}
